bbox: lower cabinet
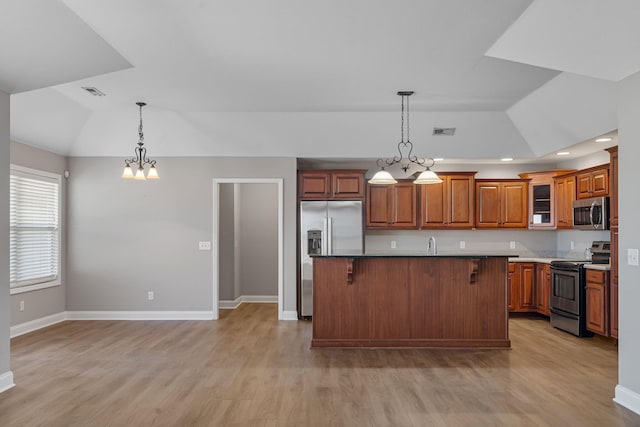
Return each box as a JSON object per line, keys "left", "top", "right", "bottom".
{"left": 508, "top": 262, "right": 535, "bottom": 313}
{"left": 585, "top": 269, "right": 610, "bottom": 336}
{"left": 535, "top": 263, "right": 551, "bottom": 316}
{"left": 508, "top": 262, "right": 550, "bottom": 316}
{"left": 507, "top": 263, "right": 517, "bottom": 312}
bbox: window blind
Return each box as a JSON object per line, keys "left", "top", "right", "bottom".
{"left": 10, "top": 168, "right": 60, "bottom": 289}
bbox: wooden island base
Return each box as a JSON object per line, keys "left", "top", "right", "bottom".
{"left": 311, "top": 256, "right": 510, "bottom": 349}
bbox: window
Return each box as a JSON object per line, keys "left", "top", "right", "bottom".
{"left": 10, "top": 165, "right": 61, "bottom": 294}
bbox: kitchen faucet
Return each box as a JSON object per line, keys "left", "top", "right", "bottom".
{"left": 427, "top": 236, "right": 437, "bottom": 255}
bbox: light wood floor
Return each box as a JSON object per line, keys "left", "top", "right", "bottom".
{"left": 1, "top": 304, "right": 639, "bottom": 426}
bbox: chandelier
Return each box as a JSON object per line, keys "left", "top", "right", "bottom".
{"left": 369, "top": 91, "right": 441, "bottom": 185}
{"left": 121, "top": 102, "right": 159, "bottom": 180}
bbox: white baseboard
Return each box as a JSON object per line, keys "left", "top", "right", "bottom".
{"left": 0, "top": 371, "right": 15, "bottom": 394}
{"left": 614, "top": 385, "right": 640, "bottom": 415}
{"left": 10, "top": 312, "right": 67, "bottom": 338}
{"left": 66, "top": 311, "right": 215, "bottom": 320}
{"left": 219, "top": 295, "right": 278, "bottom": 310}
{"left": 280, "top": 310, "right": 298, "bottom": 320}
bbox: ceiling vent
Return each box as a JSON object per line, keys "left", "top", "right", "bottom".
{"left": 433, "top": 127, "right": 456, "bottom": 136}
{"left": 82, "top": 86, "right": 106, "bottom": 96}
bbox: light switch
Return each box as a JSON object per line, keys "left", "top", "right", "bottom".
{"left": 628, "top": 248, "right": 639, "bottom": 266}
{"left": 199, "top": 241, "right": 212, "bottom": 251}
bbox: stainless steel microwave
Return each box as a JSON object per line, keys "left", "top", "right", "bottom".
{"left": 572, "top": 196, "right": 609, "bottom": 230}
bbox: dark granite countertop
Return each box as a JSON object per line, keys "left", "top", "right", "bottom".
{"left": 312, "top": 252, "right": 516, "bottom": 258}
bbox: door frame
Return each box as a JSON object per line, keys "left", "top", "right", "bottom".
{"left": 212, "top": 178, "right": 284, "bottom": 320}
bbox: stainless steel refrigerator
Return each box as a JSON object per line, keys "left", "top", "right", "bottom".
{"left": 299, "top": 201, "right": 363, "bottom": 318}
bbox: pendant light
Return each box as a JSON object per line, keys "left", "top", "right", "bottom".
{"left": 122, "top": 102, "right": 159, "bottom": 180}
{"left": 369, "top": 91, "right": 441, "bottom": 185}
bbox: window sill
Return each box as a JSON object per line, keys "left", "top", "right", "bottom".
{"left": 10, "top": 281, "right": 61, "bottom": 295}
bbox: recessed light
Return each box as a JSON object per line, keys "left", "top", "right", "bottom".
{"left": 500, "top": 157, "right": 513, "bottom": 162}
{"left": 557, "top": 151, "right": 570, "bottom": 156}
{"left": 433, "top": 158, "right": 444, "bottom": 161}
{"left": 595, "top": 137, "right": 612, "bottom": 142}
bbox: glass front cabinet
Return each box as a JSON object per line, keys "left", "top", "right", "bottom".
{"left": 519, "top": 170, "right": 576, "bottom": 229}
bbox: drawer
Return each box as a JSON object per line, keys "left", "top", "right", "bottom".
{"left": 586, "top": 269, "right": 606, "bottom": 284}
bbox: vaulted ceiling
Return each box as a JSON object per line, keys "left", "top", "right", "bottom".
{"left": 2, "top": 0, "right": 637, "bottom": 164}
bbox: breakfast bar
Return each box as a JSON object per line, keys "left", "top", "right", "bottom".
{"left": 311, "top": 254, "right": 511, "bottom": 349}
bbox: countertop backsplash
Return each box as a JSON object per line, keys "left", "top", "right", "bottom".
{"left": 365, "top": 228, "right": 610, "bottom": 260}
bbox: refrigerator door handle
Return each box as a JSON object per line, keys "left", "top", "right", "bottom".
{"left": 328, "top": 217, "right": 333, "bottom": 255}
{"left": 322, "top": 218, "right": 328, "bottom": 255}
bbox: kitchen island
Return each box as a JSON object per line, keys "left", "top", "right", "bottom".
{"left": 311, "top": 254, "right": 511, "bottom": 349}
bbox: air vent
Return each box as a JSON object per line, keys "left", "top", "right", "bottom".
{"left": 82, "top": 86, "right": 106, "bottom": 96}
{"left": 433, "top": 127, "right": 456, "bottom": 136}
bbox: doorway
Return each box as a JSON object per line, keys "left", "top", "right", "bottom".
{"left": 212, "top": 179, "right": 283, "bottom": 320}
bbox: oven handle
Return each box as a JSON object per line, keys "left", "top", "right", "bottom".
{"left": 550, "top": 307, "right": 579, "bottom": 320}
{"left": 550, "top": 265, "right": 580, "bottom": 272}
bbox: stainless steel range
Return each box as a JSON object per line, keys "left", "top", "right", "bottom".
{"left": 549, "top": 241, "right": 610, "bottom": 337}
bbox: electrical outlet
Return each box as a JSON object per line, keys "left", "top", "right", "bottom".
{"left": 570, "top": 241, "right": 575, "bottom": 250}
{"left": 460, "top": 241, "right": 466, "bottom": 249}
{"left": 628, "top": 248, "right": 639, "bottom": 266}
{"left": 199, "top": 241, "right": 211, "bottom": 251}
{"left": 147, "top": 291, "right": 154, "bottom": 301}
{"left": 510, "top": 241, "right": 516, "bottom": 249}
{"left": 19, "top": 301, "right": 24, "bottom": 312}
{"left": 390, "top": 240, "right": 396, "bottom": 249}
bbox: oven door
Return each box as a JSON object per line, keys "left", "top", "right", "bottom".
{"left": 550, "top": 266, "right": 580, "bottom": 315}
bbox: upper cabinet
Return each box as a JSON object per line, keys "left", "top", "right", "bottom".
{"left": 475, "top": 180, "right": 529, "bottom": 229}
{"left": 419, "top": 172, "right": 475, "bottom": 229}
{"left": 606, "top": 146, "right": 618, "bottom": 339}
{"left": 606, "top": 147, "right": 618, "bottom": 225}
{"left": 576, "top": 165, "right": 609, "bottom": 199}
{"left": 366, "top": 181, "right": 418, "bottom": 229}
{"left": 555, "top": 175, "right": 576, "bottom": 230}
{"left": 519, "top": 170, "right": 576, "bottom": 229}
{"left": 298, "top": 170, "right": 366, "bottom": 200}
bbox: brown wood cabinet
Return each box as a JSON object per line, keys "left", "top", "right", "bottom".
{"left": 518, "top": 263, "right": 535, "bottom": 312}
{"left": 535, "top": 263, "right": 551, "bottom": 316}
{"left": 508, "top": 262, "right": 535, "bottom": 313}
{"left": 608, "top": 147, "right": 618, "bottom": 224}
{"left": 312, "top": 256, "right": 510, "bottom": 348}
{"left": 366, "top": 181, "right": 418, "bottom": 229}
{"left": 419, "top": 172, "right": 475, "bottom": 229}
{"left": 576, "top": 165, "right": 609, "bottom": 199}
{"left": 298, "top": 170, "right": 365, "bottom": 200}
{"left": 555, "top": 175, "right": 576, "bottom": 229}
{"left": 586, "top": 269, "right": 610, "bottom": 336}
{"left": 507, "top": 262, "right": 517, "bottom": 312}
{"left": 607, "top": 146, "right": 619, "bottom": 338}
{"left": 475, "top": 180, "right": 529, "bottom": 229}
{"left": 519, "top": 170, "right": 575, "bottom": 229}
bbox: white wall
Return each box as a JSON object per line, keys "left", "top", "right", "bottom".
{"left": 616, "top": 70, "right": 640, "bottom": 412}
{"left": 66, "top": 157, "right": 297, "bottom": 313}
{"left": 238, "top": 183, "right": 278, "bottom": 296}
{"left": 218, "top": 183, "right": 235, "bottom": 301}
{"left": 9, "top": 142, "right": 67, "bottom": 325}
{"left": 218, "top": 183, "right": 279, "bottom": 302}
{"left": 0, "top": 90, "right": 12, "bottom": 389}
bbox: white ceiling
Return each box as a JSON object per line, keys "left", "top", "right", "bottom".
{"left": 2, "top": 0, "right": 638, "bottom": 163}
